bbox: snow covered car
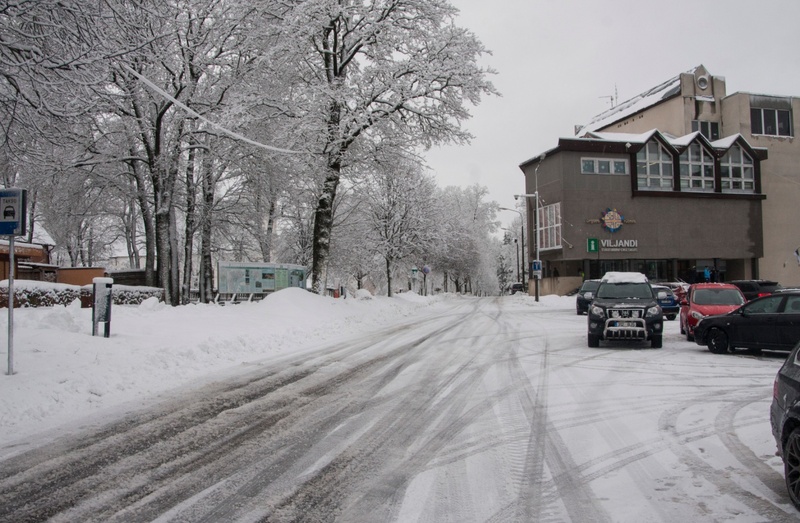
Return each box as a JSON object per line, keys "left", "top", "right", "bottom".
{"left": 586, "top": 272, "right": 664, "bottom": 348}
{"left": 770, "top": 340, "right": 800, "bottom": 510}
{"left": 679, "top": 283, "right": 746, "bottom": 341}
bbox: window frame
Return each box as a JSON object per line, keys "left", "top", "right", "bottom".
{"left": 636, "top": 140, "right": 674, "bottom": 191}
{"left": 679, "top": 142, "right": 715, "bottom": 191}
{"left": 720, "top": 144, "right": 755, "bottom": 193}
{"left": 750, "top": 107, "right": 793, "bottom": 137}
{"left": 537, "top": 202, "right": 562, "bottom": 252}
{"left": 581, "top": 157, "right": 629, "bottom": 175}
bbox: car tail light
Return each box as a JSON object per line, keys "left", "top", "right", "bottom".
{"left": 758, "top": 292, "right": 771, "bottom": 298}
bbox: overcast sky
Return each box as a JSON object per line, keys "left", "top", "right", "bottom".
{"left": 424, "top": 0, "right": 800, "bottom": 223}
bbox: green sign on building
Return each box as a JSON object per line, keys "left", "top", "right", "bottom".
{"left": 587, "top": 237, "right": 599, "bottom": 253}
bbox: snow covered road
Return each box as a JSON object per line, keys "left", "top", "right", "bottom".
{"left": 0, "top": 294, "right": 796, "bottom": 521}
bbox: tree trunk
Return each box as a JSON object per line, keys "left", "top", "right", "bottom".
{"left": 311, "top": 164, "right": 341, "bottom": 293}
{"left": 385, "top": 257, "right": 393, "bottom": 297}
{"left": 198, "top": 153, "right": 215, "bottom": 303}
{"left": 181, "top": 143, "right": 198, "bottom": 304}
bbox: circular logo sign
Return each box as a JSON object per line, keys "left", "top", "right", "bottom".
{"left": 601, "top": 208, "right": 624, "bottom": 233}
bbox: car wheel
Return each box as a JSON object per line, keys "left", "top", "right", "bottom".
{"left": 666, "top": 314, "right": 676, "bottom": 321}
{"left": 784, "top": 427, "right": 800, "bottom": 510}
{"left": 686, "top": 329, "right": 694, "bottom": 342}
{"left": 651, "top": 335, "right": 662, "bottom": 349}
{"left": 588, "top": 334, "right": 600, "bottom": 348}
{"left": 707, "top": 328, "right": 729, "bottom": 354}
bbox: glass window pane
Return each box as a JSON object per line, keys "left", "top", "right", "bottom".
{"left": 613, "top": 161, "right": 626, "bottom": 174}
{"left": 764, "top": 109, "right": 777, "bottom": 135}
{"left": 750, "top": 108, "right": 763, "bottom": 134}
{"left": 582, "top": 159, "right": 594, "bottom": 173}
{"left": 598, "top": 160, "right": 610, "bottom": 174}
{"left": 710, "top": 122, "right": 720, "bottom": 140}
{"left": 778, "top": 110, "right": 792, "bottom": 136}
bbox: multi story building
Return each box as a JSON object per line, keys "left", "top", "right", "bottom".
{"left": 519, "top": 65, "right": 799, "bottom": 286}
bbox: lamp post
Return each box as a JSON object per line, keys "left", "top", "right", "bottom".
{"left": 516, "top": 155, "right": 545, "bottom": 302}
{"left": 499, "top": 207, "right": 525, "bottom": 289}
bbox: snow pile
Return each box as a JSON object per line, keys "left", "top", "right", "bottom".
{"left": 601, "top": 271, "right": 649, "bottom": 283}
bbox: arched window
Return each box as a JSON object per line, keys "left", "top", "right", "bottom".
{"left": 720, "top": 144, "right": 755, "bottom": 192}
{"left": 637, "top": 140, "right": 673, "bottom": 190}
{"left": 679, "top": 143, "right": 715, "bottom": 191}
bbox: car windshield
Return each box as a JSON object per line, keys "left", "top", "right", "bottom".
{"left": 581, "top": 281, "right": 600, "bottom": 292}
{"left": 596, "top": 282, "right": 653, "bottom": 299}
{"left": 693, "top": 288, "right": 746, "bottom": 306}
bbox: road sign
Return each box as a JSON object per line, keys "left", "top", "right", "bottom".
{"left": 0, "top": 188, "right": 26, "bottom": 236}
{"left": 587, "top": 237, "right": 599, "bottom": 253}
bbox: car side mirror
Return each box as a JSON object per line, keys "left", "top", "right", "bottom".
{"left": 584, "top": 292, "right": 593, "bottom": 300}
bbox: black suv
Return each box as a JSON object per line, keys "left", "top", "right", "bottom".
{"left": 771, "top": 340, "right": 800, "bottom": 510}
{"left": 586, "top": 272, "right": 664, "bottom": 348}
{"left": 729, "top": 279, "right": 781, "bottom": 301}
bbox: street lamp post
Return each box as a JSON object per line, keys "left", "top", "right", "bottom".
{"left": 499, "top": 207, "right": 525, "bottom": 289}
{"left": 514, "top": 190, "right": 541, "bottom": 302}
{"left": 501, "top": 228, "right": 520, "bottom": 285}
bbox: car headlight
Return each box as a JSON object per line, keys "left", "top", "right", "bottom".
{"left": 690, "top": 310, "right": 705, "bottom": 321}
{"left": 646, "top": 305, "right": 662, "bottom": 318}
{"left": 590, "top": 305, "right": 605, "bottom": 318}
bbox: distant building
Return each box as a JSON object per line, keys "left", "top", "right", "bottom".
{"left": 519, "top": 65, "right": 798, "bottom": 283}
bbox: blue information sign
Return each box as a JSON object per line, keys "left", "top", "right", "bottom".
{"left": 0, "top": 189, "right": 26, "bottom": 236}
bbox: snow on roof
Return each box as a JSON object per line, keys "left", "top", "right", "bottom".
{"left": 710, "top": 134, "right": 742, "bottom": 149}
{"left": 576, "top": 66, "right": 700, "bottom": 136}
{"left": 585, "top": 130, "right": 659, "bottom": 144}
{"left": 601, "top": 271, "right": 649, "bottom": 284}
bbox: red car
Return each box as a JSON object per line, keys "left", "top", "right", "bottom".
{"left": 679, "top": 283, "right": 746, "bottom": 341}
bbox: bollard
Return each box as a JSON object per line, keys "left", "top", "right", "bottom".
{"left": 92, "top": 277, "right": 113, "bottom": 338}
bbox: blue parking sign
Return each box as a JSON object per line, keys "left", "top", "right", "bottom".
{"left": 0, "top": 189, "right": 27, "bottom": 236}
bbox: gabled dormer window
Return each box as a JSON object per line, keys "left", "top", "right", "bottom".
{"left": 636, "top": 140, "right": 673, "bottom": 190}
{"left": 720, "top": 144, "right": 755, "bottom": 192}
{"left": 679, "top": 143, "right": 715, "bottom": 191}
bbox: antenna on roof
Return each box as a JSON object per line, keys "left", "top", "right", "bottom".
{"left": 599, "top": 85, "right": 618, "bottom": 108}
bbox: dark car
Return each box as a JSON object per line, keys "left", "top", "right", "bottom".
{"left": 694, "top": 291, "right": 800, "bottom": 353}
{"left": 729, "top": 279, "right": 782, "bottom": 301}
{"left": 770, "top": 340, "right": 800, "bottom": 510}
{"left": 587, "top": 272, "right": 664, "bottom": 348}
{"left": 509, "top": 282, "right": 524, "bottom": 295}
{"left": 576, "top": 279, "right": 601, "bottom": 315}
{"left": 651, "top": 284, "right": 679, "bottom": 320}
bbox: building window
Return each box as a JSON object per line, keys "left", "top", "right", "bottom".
{"left": 537, "top": 202, "right": 562, "bottom": 251}
{"left": 720, "top": 144, "right": 755, "bottom": 192}
{"left": 581, "top": 158, "right": 628, "bottom": 175}
{"left": 691, "top": 120, "right": 720, "bottom": 140}
{"left": 636, "top": 140, "right": 673, "bottom": 190}
{"left": 679, "top": 143, "right": 715, "bottom": 191}
{"left": 751, "top": 107, "right": 792, "bottom": 137}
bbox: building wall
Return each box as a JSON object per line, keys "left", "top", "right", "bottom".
{"left": 590, "top": 69, "right": 800, "bottom": 285}
{"left": 722, "top": 92, "right": 800, "bottom": 284}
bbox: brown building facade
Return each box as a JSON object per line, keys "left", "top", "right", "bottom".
{"left": 520, "top": 65, "right": 798, "bottom": 285}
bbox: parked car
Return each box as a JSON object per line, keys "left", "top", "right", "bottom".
{"left": 693, "top": 291, "right": 800, "bottom": 353}
{"left": 770, "top": 340, "right": 800, "bottom": 510}
{"left": 509, "top": 282, "right": 524, "bottom": 295}
{"left": 679, "top": 283, "right": 746, "bottom": 341}
{"left": 651, "top": 284, "right": 679, "bottom": 320}
{"left": 586, "top": 272, "right": 664, "bottom": 348}
{"left": 576, "top": 279, "right": 601, "bottom": 315}
{"left": 729, "top": 279, "right": 782, "bottom": 301}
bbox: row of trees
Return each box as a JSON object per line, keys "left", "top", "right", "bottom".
{"left": 0, "top": 0, "right": 503, "bottom": 302}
